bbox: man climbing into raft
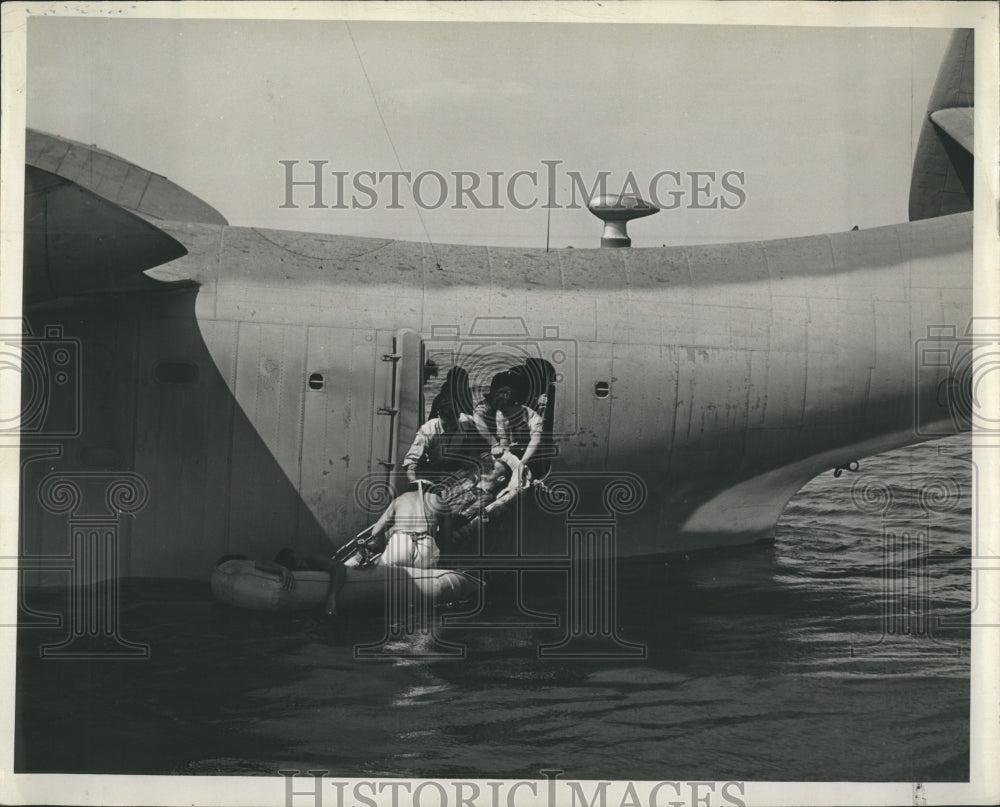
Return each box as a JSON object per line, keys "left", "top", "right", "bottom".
{"left": 262, "top": 455, "right": 515, "bottom": 616}
{"left": 257, "top": 383, "right": 528, "bottom": 616}
{"left": 365, "top": 480, "right": 453, "bottom": 569}
{"left": 268, "top": 482, "right": 449, "bottom": 615}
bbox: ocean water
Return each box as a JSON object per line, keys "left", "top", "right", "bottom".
{"left": 14, "top": 435, "right": 971, "bottom": 781}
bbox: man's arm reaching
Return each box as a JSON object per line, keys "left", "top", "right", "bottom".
{"left": 366, "top": 497, "right": 396, "bottom": 551}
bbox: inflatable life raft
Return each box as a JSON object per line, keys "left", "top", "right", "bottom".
{"left": 210, "top": 556, "right": 482, "bottom": 613}
{"left": 211, "top": 452, "right": 534, "bottom": 613}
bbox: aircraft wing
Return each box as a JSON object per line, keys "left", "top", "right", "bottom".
{"left": 930, "top": 107, "right": 974, "bottom": 155}
{"left": 25, "top": 129, "right": 227, "bottom": 225}
{"left": 24, "top": 165, "right": 188, "bottom": 305}
{"left": 23, "top": 130, "right": 230, "bottom": 306}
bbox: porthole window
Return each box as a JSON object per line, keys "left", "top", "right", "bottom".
{"left": 308, "top": 372, "right": 325, "bottom": 391}
{"left": 594, "top": 381, "right": 610, "bottom": 399}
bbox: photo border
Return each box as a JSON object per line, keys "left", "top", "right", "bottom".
{"left": 1, "top": 2, "right": 997, "bottom": 805}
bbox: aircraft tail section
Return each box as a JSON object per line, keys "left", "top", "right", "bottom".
{"left": 909, "top": 29, "right": 974, "bottom": 221}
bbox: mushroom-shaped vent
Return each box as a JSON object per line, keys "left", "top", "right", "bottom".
{"left": 587, "top": 194, "right": 659, "bottom": 248}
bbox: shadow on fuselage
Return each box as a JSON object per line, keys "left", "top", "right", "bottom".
{"left": 19, "top": 285, "right": 332, "bottom": 583}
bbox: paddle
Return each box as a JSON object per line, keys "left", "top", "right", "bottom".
{"left": 332, "top": 524, "right": 376, "bottom": 564}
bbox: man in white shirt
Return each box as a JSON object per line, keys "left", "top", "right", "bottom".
{"left": 402, "top": 397, "right": 481, "bottom": 486}
{"left": 366, "top": 482, "right": 451, "bottom": 569}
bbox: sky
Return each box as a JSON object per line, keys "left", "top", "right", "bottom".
{"left": 25, "top": 18, "right": 951, "bottom": 248}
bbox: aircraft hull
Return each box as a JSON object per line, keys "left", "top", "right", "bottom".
{"left": 18, "top": 212, "right": 971, "bottom": 580}
{"left": 19, "top": 211, "right": 970, "bottom": 579}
